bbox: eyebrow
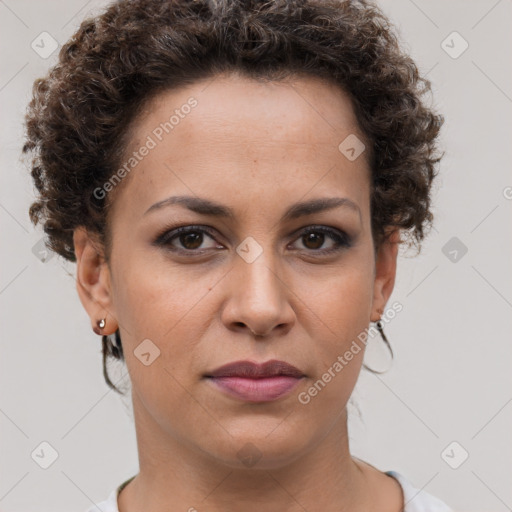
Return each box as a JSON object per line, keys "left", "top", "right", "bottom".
{"left": 144, "top": 195, "right": 361, "bottom": 223}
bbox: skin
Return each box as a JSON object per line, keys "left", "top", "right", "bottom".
{"left": 73, "top": 72, "right": 403, "bottom": 512}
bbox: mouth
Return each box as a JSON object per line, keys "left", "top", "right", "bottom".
{"left": 204, "top": 359, "right": 306, "bottom": 403}
{"left": 206, "top": 375, "right": 304, "bottom": 403}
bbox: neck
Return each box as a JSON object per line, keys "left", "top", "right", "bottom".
{"left": 119, "top": 393, "right": 372, "bottom": 512}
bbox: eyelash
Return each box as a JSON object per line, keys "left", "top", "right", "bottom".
{"left": 153, "top": 224, "right": 352, "bottom": 256}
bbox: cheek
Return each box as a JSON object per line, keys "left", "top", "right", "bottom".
{"left": 111, "top": 248, "right": 206, "bottom": 333}
{"left": 111, "top": 256, "right": 213, "bottom": 433}
{"left": 306, "top": 257, "right": 375, "bottom": 338}
{"left": 300, "top": 256, "right": 374, "bottom": 392}
{"left": 111, "top": 251, "right": 220, "bottom": 389}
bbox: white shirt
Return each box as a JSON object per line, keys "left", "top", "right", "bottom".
{"left": 85, "top": 470, "right": 454, "bottom": 511}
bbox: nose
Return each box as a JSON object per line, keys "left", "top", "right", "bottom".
{"left": 221, "top": 251, "right": 296, "bottom": 338}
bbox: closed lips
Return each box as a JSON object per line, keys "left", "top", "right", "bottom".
{"left": 205, "top": 360, "right": 305, "bottom": 403}
{"left": 205, "top": 359, "right": 305, "bottom": 379}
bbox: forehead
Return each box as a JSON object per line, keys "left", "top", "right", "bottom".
{"left": 110, "top": 73, "right": 371, "bottom": 222}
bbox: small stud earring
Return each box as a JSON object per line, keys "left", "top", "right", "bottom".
{"left": 93, "top": 318, "right": 106, "bottom": 335}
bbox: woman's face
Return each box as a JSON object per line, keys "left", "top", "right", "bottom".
{"left": 75, "top": 73, "right": 397, "bottom": 469}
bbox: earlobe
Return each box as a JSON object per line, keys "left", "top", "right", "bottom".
{"left": 73, "top": 227, "right": 118, "bottom": 335}
{"left": 371, "top": 229, "right": 400, "bottom": 322}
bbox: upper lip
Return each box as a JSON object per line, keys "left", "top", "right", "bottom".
{"left": 205, "top": 359, "right": 305, "bottom": 379}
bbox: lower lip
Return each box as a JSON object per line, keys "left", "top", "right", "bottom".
{"left": 206, "top": 376, "right": 303, "bottom": 402}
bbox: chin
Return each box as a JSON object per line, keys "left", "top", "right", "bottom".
{"left": 201, "top": 424, "right": 314, "bottom": 471}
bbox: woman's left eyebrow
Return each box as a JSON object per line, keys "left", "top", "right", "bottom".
{"left": 143, "top": 195, "right": 361, "bottom": 224}
{"left": 282, "top": 196, "right": 361, "bottom": 224}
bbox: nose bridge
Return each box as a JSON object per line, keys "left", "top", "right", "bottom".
{"left": 226, "top": 237, "right": 293, "bottom": 335}
{"left": 236, "top": 240, "right": 282, "bottom": 305}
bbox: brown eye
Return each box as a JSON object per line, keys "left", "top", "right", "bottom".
{"left": 302, "top": 232, "right": 325, "bottom": 250}
{"left": 179, "top": 231, "right": 204, "bottom": 250}
{"left": 154, "top": 225, "right": 221, "bottom": 253}
{"left": 291, "top": 226, "right": 351, "bottom": 254}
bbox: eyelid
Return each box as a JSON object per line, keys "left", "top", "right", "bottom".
{"left": 153, "top": 223, "right": 352, "bottom": 255}
{"left": 153, "top": 224, "right": 220, "bottom": 248}
{"left": 289, "top": 225, "right": 352, "bottom": 251}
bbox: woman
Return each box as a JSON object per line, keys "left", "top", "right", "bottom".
{"left": 23, "top": 0, "right": 451, "bottom": 510}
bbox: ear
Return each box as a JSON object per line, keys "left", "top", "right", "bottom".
{"left": 370, "top": 229, "right": 400, "bottom": 322}
{"left": 73, "top": 226, "right": 118, "bottom": 335}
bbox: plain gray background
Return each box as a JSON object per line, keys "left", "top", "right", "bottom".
{"left": 1, "top": 0, "right": 511, "bottom": 511}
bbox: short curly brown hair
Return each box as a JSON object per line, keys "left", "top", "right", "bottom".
{"left": 22, "top": 0, "right": 443, "bottom": 393}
